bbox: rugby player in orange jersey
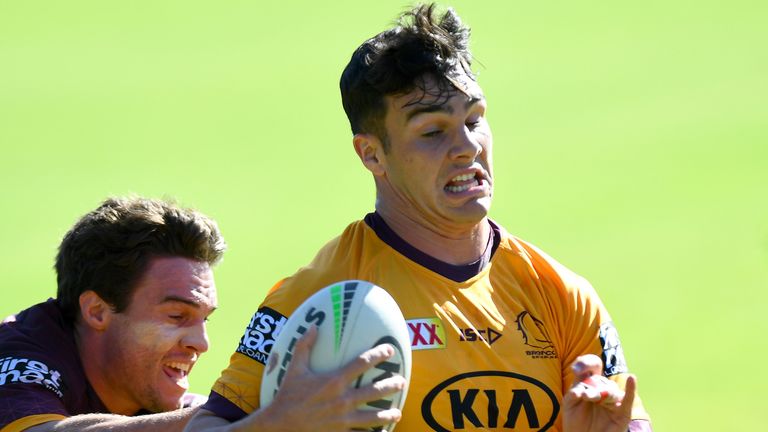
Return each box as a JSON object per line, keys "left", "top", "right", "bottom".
{"left": 187, "top": 3, "right": 652, "bottom": 431}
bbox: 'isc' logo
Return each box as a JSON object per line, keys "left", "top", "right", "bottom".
{"left": 459, "top": 327, "right": 502, "bottom": 345}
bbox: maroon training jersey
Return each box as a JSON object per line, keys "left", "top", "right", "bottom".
{"left": 0, "top": 299, "right": 108, "bottom": 431}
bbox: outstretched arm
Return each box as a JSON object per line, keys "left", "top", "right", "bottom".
{"left": 20, "top": 407, "right": 197, "bottom": 432}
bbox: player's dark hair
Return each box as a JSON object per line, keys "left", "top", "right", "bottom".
{"left": 340, "top": 3, "right": 475, "bottom": 149}
{"left": 55, "top": 197, "right": 226, "bottom": 324}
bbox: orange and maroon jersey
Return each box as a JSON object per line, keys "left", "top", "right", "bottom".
{"left": 203, "top": 214, "right": 650, "bottom": 431}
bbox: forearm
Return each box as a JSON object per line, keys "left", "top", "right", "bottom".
{"left": 25, "top": 407, "right": 197, "bottom": 432}
{"left": 183, "top": 408, "right": 266, "bottom": 432}
{"left": 183, "top": 409, "right": 231, "bottom": 432}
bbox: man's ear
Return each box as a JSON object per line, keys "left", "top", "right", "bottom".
{"left": 78, "top": 291, "right": 113, "bottom": 331}
{"left": 353, "top": 133, "right": 386, "bottom": 176}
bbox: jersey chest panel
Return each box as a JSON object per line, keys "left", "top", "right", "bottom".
{"left": 385, "top": 275, "right": 564, "bottom": 431}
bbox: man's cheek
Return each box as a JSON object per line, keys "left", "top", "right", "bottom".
{"left": 129, "top": 321, "right": 177, "bottom": 348}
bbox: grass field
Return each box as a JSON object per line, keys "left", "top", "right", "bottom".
{"left": 1, "top": 1, "right": 766, "bottom": 430}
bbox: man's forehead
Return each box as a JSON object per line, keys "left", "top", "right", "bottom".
{"left": 396, "top": 71, "right": 484, "bottom": 110}
{"left": 138, "top": 257, "right": 216, "bottom": 301}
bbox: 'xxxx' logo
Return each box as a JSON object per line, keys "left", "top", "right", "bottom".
{"left": 407, "top": 318, "right": 446, "bottom": 350}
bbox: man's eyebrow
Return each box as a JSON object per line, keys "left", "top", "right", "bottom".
{"left": 403, "top": 96, "right": 484, "bottom": 123}
{"left": 159, "top": 295, "right": 217, "bottom": 312}
{"left": 463, "top": 95, "right": 484, "bottom": 110}
{"left": 404, "top": 103, "right": 452, "bottom": 122}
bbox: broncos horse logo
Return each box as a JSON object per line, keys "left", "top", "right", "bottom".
{"left": 515, "top": 311, "right": 554, "bottom": 349}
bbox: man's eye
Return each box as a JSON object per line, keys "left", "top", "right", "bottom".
{"left": 466, "top": 118, "right": 482, "bottom": 129}
{"left": 422, "top": 129, "right": 443, "bottom": 138}
{"left": 169, "top": 315, "right": 184, "bottom": 321}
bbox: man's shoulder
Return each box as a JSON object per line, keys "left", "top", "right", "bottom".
{"left": 294, "top": 218, "right": 382, "bottom": 275}
{"left": 0, "top": 299, "right": 85, "bottom": 399}
{"left": 490, "top": 222, "right": 562, "bottom": 266}
{"left": 264, "top": 218, "right": 388, "bottom": 310}
{"left": 0, "top": 300, "right": 68, "bottom": 348}
{"left": 0, "top": 300, "right": 95, "bottom": 428}
{"left": 0, "top": 301, "right": 108, "bottom": 425}
{"left": 487, "top": 220, "right": 539, "bottom": 264}
{"left": 311, "top": 218, "right": 377, "bottom": 261}
{"left": 489, "top": 220, "right": 586, "bottom": 282}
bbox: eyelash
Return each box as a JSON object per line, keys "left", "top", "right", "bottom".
{"left": 422, "top": 119, "right": 481, "bottom": 138}
{"left": 168, "top": 314, "right": 212, "bottom": 324}
{"left": 467, "top": 118, "right": 482, "bottom": 129}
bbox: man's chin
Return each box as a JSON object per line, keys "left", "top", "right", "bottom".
{"left": 446, "top": 202, "right": 491, "bottom": 225}
{"left": 143, "top": 391, "right": 185, "bottom": 413}
{"left": 163, "top": 395, "right": 186, "bottom": 411}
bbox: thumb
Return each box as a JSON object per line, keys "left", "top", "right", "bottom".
{"left": 571, "top": 354, "right": 603, "bottom": 382}
{"left": 619, "top": 375, "right": 637, "bottom": 414}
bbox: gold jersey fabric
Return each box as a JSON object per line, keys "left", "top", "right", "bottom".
{"left": 205, "top": 217, "right": 650, "bottom": 431}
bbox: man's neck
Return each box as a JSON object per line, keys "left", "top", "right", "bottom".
{"left": 74, "top": 323, "right": 138, "bottom": 416}
{"left": 375, "top": 207, "right": 490, "bottom": 266}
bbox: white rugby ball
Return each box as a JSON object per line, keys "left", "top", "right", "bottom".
{"left": 260, "top": 280, "right": 411, "bottom": 431}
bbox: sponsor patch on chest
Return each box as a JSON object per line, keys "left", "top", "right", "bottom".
{"left": 458, "top": 327, "right": 503, "bottom": 345}
{"left": 515, "top": 311, "right": 558, "bottom": 359}
{"left": 421, "top": 370, "right": 560, "bottom": 431}
{"left": 407, "top": 318, "right": 446, "bottom": 350}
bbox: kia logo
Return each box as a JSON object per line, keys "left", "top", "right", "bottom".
{"left": 421, "top": 371, "right": 559, "bottom": 431}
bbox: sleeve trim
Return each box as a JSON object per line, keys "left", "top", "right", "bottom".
{"left": 1, "top": 414, "right": 67, "bottom": 432}
{"left": 201, "top": 391, "right": 248, "bottom": 423}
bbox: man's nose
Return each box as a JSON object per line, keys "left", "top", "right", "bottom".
{"left": 450, "top": 126, "right": 483, "bottom": 160}
{"left": 182, "top": 320, "right": 210, "bottom": 353}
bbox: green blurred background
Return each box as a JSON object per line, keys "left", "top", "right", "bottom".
{"left": 2, "top": 1, "right": 766, "bottom": 429}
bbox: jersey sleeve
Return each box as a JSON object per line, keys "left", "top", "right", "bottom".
{"left": 0, "top": 358, "right": 69, "bottom": 431}
{"left": 559, "top": 270, "right": 650, "bottom": 422}
{"left": 202, "top": 288, "right": 291, "bottom": 422}
{"left": 0, "top": 414, "right": 67, "bottom": 432}
{"left": 202, "top": 235, "right": 355, "bottom": 422}
{"left": 520, "top": 239, "right": 651, "bottom": 422}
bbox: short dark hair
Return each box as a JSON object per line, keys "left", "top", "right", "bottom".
{"left": 340, "top": 3, "right": 474, "bottom": 147}
{"left": 55, "top": 197, "right": 227, "bottom": 324}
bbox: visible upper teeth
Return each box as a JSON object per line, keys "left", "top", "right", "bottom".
{"left": 450, "top": 173, "right": 475, "bottom": 182}
{"left": 167, "top": 362, "right": 190, "bottom": 373}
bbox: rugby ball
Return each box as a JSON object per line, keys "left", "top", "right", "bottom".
{"left": 260, "top": 280, "right": 411, "bottom": 431}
